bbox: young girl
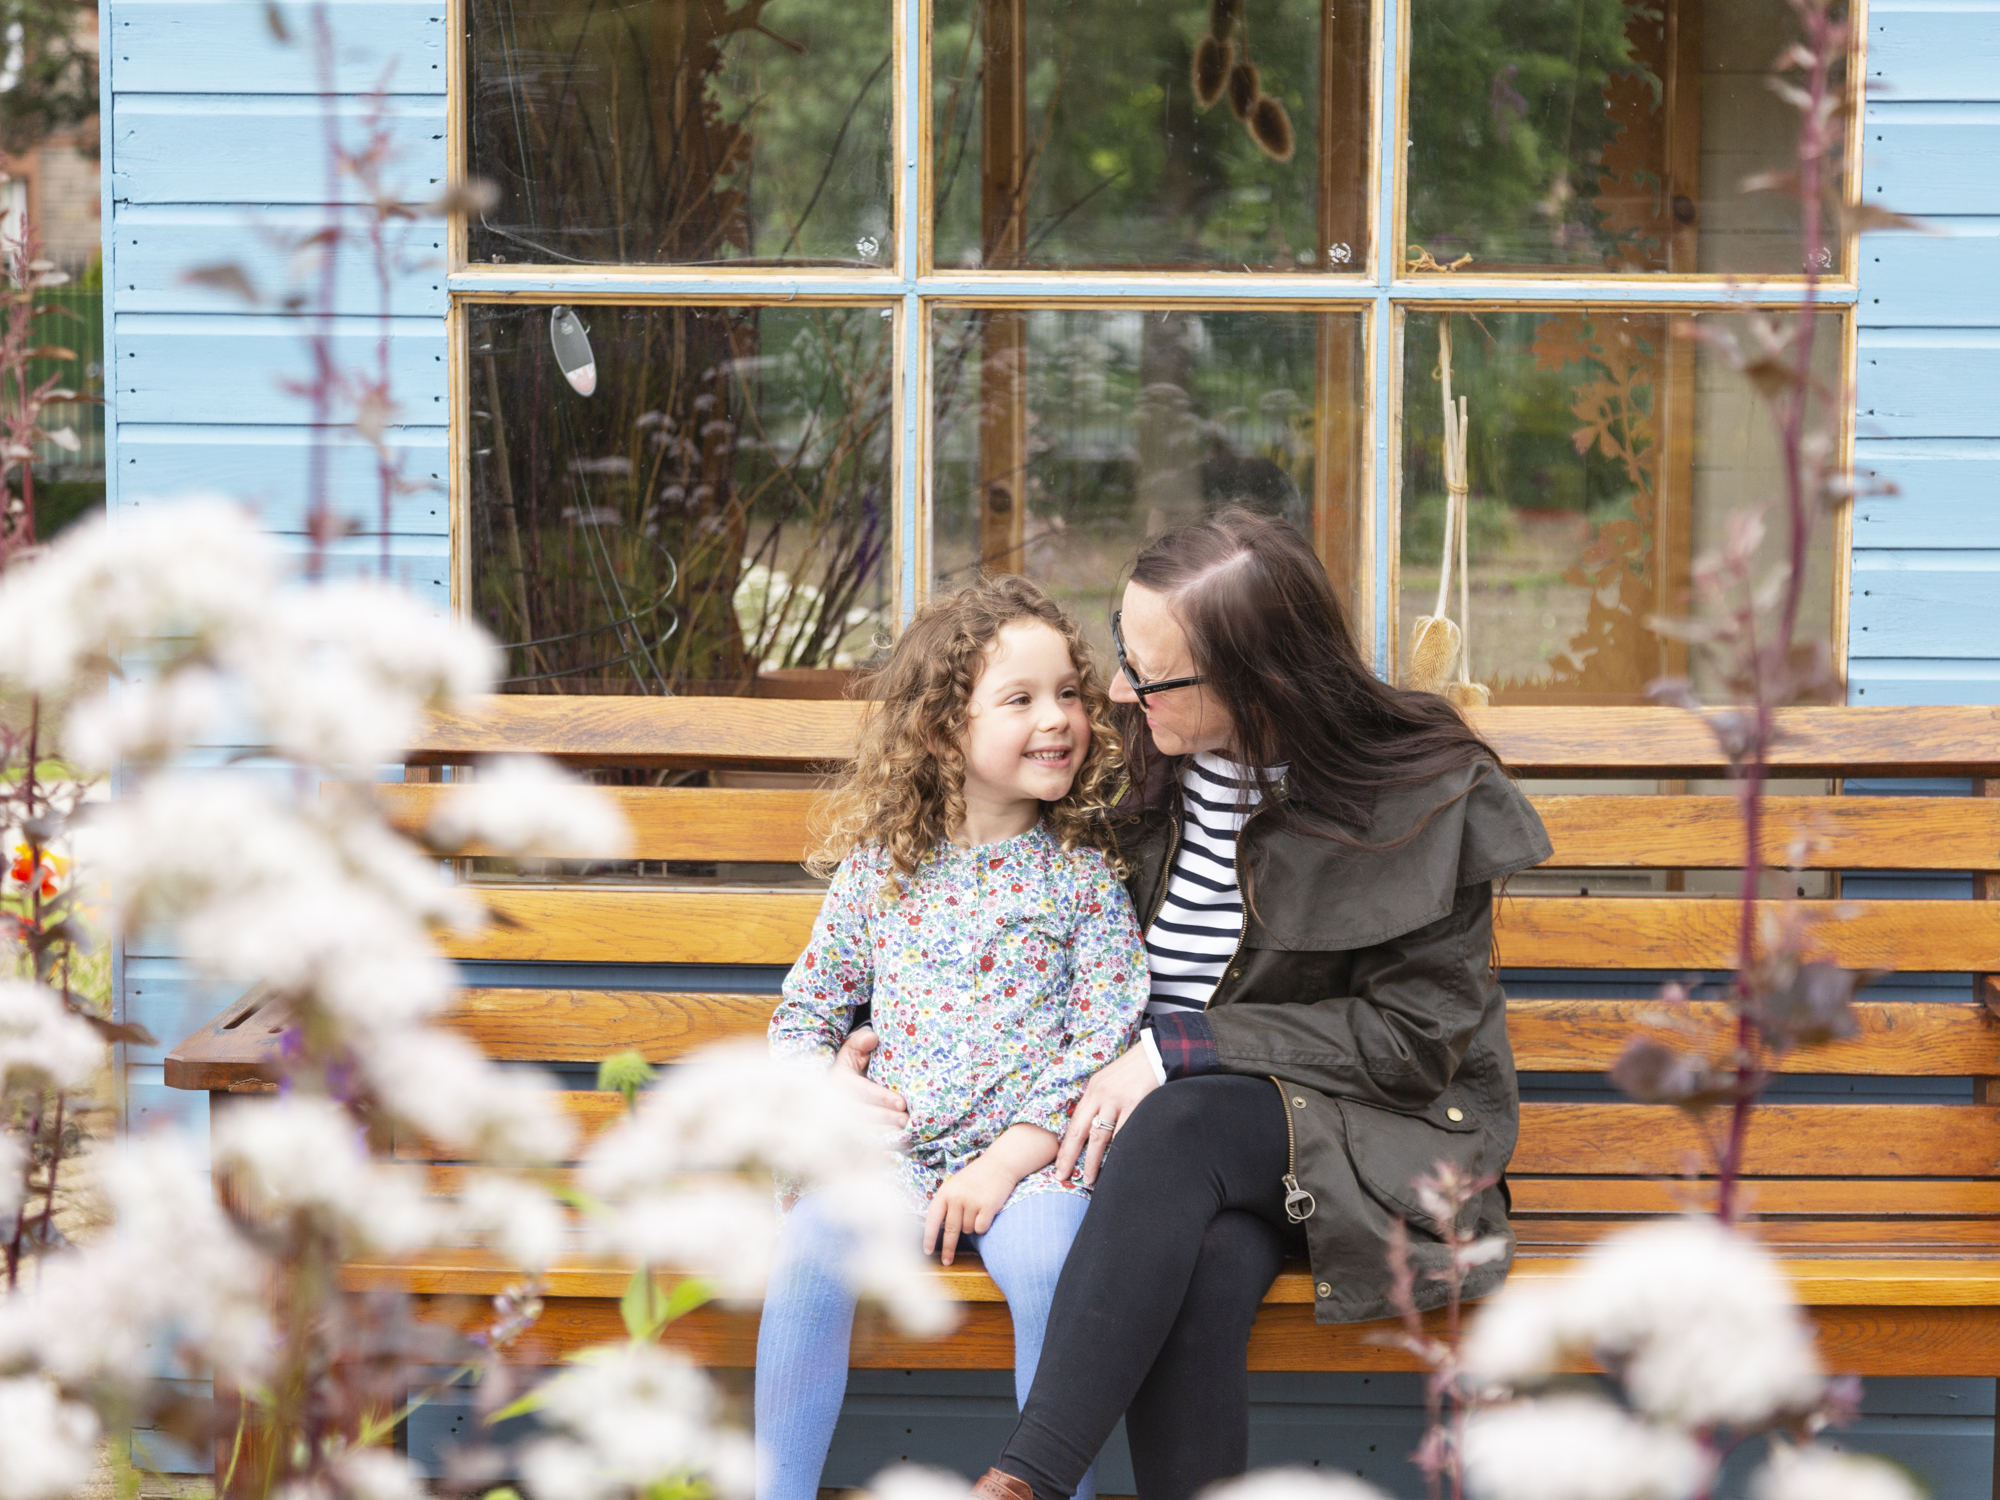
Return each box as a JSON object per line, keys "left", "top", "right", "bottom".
{"left": 757, "top": 577, "right": 1150, "bottom": 1500}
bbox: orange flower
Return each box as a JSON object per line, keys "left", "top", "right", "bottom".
{"left": 10, "top": 843, "right": 62, "bottom": 899}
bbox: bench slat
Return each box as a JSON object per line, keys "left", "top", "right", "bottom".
{"left": 1508, "top": 1178, "right": 2000, "bottom": 1218}
{"left": 1513, "top": 1103, "right": 2000, "bottom": 1177}
{"left": 1507, "top": 999, "right": 2000, "bottom": 1076}
{"left": 393, "top": 1292, "right": 2000, "bottom": 1376}
{"left": 371, "top": 787, "right": 2000, "bottom": 871}
{"left": 446, "top": 993, "right": 2000, "bottom": 1076}
{"left": 409, "top": 700, "right": 2000, "bottom": 780}
{"left": 440, "top": 890, "right": 2000, "bottom": 972}
{"left": 400, "top": 1096, "right": 2000, "bottom": 1178}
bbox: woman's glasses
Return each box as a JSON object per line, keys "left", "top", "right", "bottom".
{"left": 1111, "top": 611, "right": 1207, "bottom": 702}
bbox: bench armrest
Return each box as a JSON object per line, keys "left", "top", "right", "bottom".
{"left": 163, "top": 990, "right": 295, "bottom": 1092}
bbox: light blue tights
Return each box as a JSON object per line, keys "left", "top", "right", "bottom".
{"left": 754, "top": 1188, "right": 1097, "bottom": 1500}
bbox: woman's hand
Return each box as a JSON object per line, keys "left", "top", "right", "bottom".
{"left": 1055, "top": 1046, "right": 1161, "bottom": 1188}
{"left": 923, "top": 1124, "right": 1058, "bottom": 1265}
{"left": 833, "top": 1027, "right": 909, "bottom": 1133}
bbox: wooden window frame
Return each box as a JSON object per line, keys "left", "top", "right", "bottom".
{"left": 443, "top": 0, "right": 1865, "bottom": 684}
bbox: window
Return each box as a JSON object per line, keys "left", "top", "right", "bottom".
{"left": 453, "top": 0, "right": 1857, "bottom": 704}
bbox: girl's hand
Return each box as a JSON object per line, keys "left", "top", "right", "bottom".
{"left": 1056, "top": 1046, "right": 1161, "bottom": 1188}
{"left": 833, "top": 1027, "right": 910, "bottom": 1133}
{"left": 923, "top": 1124, "right": 1058, "bottom": 1265}
{"left": 923, "top": 1154, "right": 1020, "bottom": 1266}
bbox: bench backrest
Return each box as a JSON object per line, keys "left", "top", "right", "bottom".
{"left": 168, "top": 700, "right": 2000, "bottom": 1239}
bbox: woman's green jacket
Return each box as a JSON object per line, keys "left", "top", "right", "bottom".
{"left": 1116, "top": 760, "right": 1553, "bottom": 1326}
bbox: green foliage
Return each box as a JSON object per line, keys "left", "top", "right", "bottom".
{"left": 0, "top": 0, "right": 97, "bottom": 158}
{"left": 621, "top": 1266, "right": 712, "bottom": 1342}
{"left": 598, "top": 1049, "right": 657, "bottom": 1112}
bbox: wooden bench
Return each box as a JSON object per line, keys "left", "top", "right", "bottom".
{"left": 166, "top": 699, "right": 2000, "bottom": 1382}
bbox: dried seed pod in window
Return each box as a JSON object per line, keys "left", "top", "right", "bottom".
{"left": 1192, "top": 35, "right": 1231, "bottom": 111}
{"left": 1227, "top": 59, "right": 1260, "bottom": 120}
{"left": 1249, "top": 93, "right": 1295, "bottom": 161}
{"left": 1209, "top": 0, "right": 1239, "bottom": 39}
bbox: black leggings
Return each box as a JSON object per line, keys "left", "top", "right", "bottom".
{"left": 996, "top": 1075, "right": 1305, "bottom": 1500}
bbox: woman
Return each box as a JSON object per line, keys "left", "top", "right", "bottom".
{"left": 951, "top": 507, "right": 1550, "bottom": 1500}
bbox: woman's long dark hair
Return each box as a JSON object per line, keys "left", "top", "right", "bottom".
{"left": 1123, "top": 506, "right": 1497, "bottom": 842}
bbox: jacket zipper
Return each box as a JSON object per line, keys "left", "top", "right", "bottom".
{"left": 1270, "top": 1076, "right": 1316, "bottom": 1222}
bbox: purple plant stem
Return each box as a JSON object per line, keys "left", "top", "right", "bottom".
{"left": 1714, "top": 0, "right": 1841, "bottom": 1229}
{"left": 305, "top": 1, "right": 343, "bottom": 577}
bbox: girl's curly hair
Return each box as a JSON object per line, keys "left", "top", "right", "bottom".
{"left": 808, "top": 576, "right": 1126, "bottom": 900}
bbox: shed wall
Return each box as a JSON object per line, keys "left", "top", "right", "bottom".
{"left": 98, "top": 0, "right": 2000, "bottom": 1491}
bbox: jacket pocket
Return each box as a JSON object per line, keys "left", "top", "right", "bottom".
{"left": 1333, "top": 1094, "right": 1487, "bottom": 1227}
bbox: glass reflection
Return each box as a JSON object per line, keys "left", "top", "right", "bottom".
{"left": 467, "top": 0, "right": 894, "bottom": 267}
{"left": 469, "top": 303, "right": 893, "bottom": 694}
{"left": 932, "top": 307, "right": 1367, "bottom": 654}
{"left": 1405, "top": 0, "right": 1843, "bottom": 276}
{"left": 931, "top": 0, "right": 1371, "bottom": 271}
{"left": 1397, "top": 308, "right": 1839, "bottom": 706}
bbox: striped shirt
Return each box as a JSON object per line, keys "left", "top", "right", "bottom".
{"left": 1143, "top": 754, "right": 1285, "bottom": 1016}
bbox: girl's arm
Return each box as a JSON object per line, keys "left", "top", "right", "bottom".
{"left": 768, "top": 848, "right": 878, "bottom": 1062}
{"left": 1010, "top": 852, "right": 1152, "bottom": 1139}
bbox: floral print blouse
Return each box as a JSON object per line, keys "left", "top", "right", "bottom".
{"left": 769, "top": 823, "right": 1150, "bottom": 1211}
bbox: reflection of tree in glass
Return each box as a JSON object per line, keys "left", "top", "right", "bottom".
{"left": 1407, "top": 0, "right": 1654, "bottom": 269}
{"left": 468, "top": 0, "right": 893, "bottom": 265}
{"left": 470, "top": 305, "right": 890, "bottom": 694}
{"left": 931, "top": 0, "right": 1328, "bottom": 269}
{"left": 1512, "top": 312, "right": 1664, "bottom": 697}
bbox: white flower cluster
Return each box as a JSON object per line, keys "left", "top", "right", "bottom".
{"left": 425, "top": 753, "right": 633, "bottom": 861}
{"left": 0, "top": 1375, "right": 99, "bottom": 1500}
{"left": 1464, "top": 1217, "right": 1824, "bottom": 1429}
{"left": 0, "top": 1136, "right": 270, "bottom": 1390}
{"left": 520, "top": 1343, "right": 758, "bottom": 1500}
{"left": 1204, "top": 1467, "right": 1395, "bottom": 1500}
{"left": 1462, "top": 1395, "right": 1711, "bottom": 1500}
{"left": 581, "top": 1042, "right": 953, "bottom": 1335}
{"left": 0, "top": 980, "right": 101, "bottom": 1099}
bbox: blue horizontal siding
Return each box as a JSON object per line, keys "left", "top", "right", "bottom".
{"left": 1865, "top": 102, "right": 2000, "bottom": 214}
{"left": 1860, "top": 222, "right": 2000, "bottom": 326}
{"left": 112, "top": 94, "right": 447, "bottom": 205}
{"left": 1868, "top": 3, "right": 2000, "bottom": 102}
{"left": 1850, "top": 550, "right": 2000, "bottom": 654}
{"left": 114, "top": 313, "right": 446, "bottom": 425}
{"left": 117, "top": 423, "right": 448, "bottom": 533}
{"left": 110, "top": 0, "right": 446, "bottom": 95}
{"left": 1857, "top": 327, "right": 2000, "bottom": 436}
{"left": 1854, "top": 441, "right": 2000, "bottom": 546}
{"left": 112, "top": 205, "right": 445, "bottom": 317}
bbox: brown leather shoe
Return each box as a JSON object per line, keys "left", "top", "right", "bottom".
{"left": 971, "top": 1469, "right": 1037, "bottom": 1500}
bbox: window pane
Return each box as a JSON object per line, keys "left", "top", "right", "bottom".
{"left": 931, "top": 307, "right": 1368, "bottom": 652}
{"left": 468, "top": 303, "right": 894, "bottom": 694}
{"left": 931, "top": 0, "right": 1372, "bottom": 271}
{"left": 1405, "top": 0, "right": 1844, "bottom": 276}
{"left": 1396, "top": 307, "right": 1841, "bottom": 706}
{"left": 467, "top": 0, "right": 894, "bottom": 267}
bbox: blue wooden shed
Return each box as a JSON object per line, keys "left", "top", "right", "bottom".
{"left": 99, "top": 0, "right": 2000, "bottom": 1489}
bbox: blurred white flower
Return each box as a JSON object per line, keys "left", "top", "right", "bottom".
{"left": 455, "top": 1171, "right": 570, "bottom": 1270}
{"left": 425, "top": 755, "right": 631, "bottom": 861}
{"left": 0, "top": 1132, "right": 20, "bottom": 1221}
{"left": 520, "top": 1343, "right": 755, "bottom": 1500}
{"left": 1463, "top": 1217, "right": 1823, "bottom": 1428}
{"left": 364, "top": 1026, "right": 576, "bottom": 1165}
{"left": 0, "top": 1135, "right": 271, "bottom": 1387}
{"left": 0, "top": 1376, "right": 99, "bottom": 1500}
{"left": 333, "top": 1447, "right": 429, "bottom": 1500}
{"left": 1751, "top": 1446, "right": 1924, "bottom": 1500}
{"left": 213, "top": 1094, "right": 440, "bottom": 1252}
{"left": 0, "top": 980, "right": 104, "bottom": 1097}
{"left": 64, "top": 666, "right": 228, "bottom": 766}
{"left": 0, "top": 500, "right": 272, "bottom": 697}
{"left": 1203, "top": 1467, "right": 1393, "bottom": 1500}
{"left": 582, "top": 1043, "right": 951, "bottom": 1334}
{"left": 230, "top": 580, "right": 496, "bottom": 769}
{"left": 1462, "top": 1396, "right": 1711, "bottom": 1500}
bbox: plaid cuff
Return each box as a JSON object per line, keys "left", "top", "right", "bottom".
{"left": 1149, "top": 1011, "right": 1220, "bottom": 1081}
